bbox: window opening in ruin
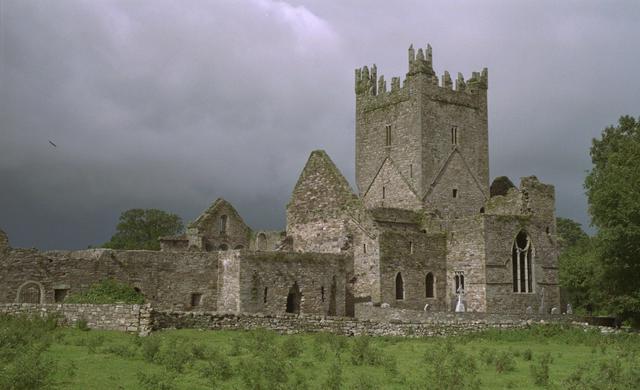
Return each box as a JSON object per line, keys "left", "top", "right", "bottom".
{"left": 395, "top": 272, "right": 404, "bottom": 300}
{"left": 385, "top": 124, "right": 391, "bottom": 146}
{"left": 54, "top": 288, "right": 68, "bottom": 303}
{"left": 321, "top": 286, "right": 325, "bottom": 302}
{"left": 286, "top": 282, "right": 302, "bottom": 314}
{"left": 191, "top": 293, "right": 202, "bottom": 307}
{"left": 546, "top": 226, "right": 550, "bottom": 234}
{"left": 409, "top": 164, "right": 413, "bottom": 178}
{"left": 454, "top": 271, "right": 465, "bottom": 293}
{"left": 219, "top": 215, "right": 227, "bottom": 234}
{"left": 453, "top": 188, "right": 458, "bottom": 198}
{"left": 329, "top": 276, "right": 337, "bottom": 316}
{"left": 257, "top": 233, "right": 267, "bottom": 250}
{"left": 480, "top": 207, "right": 485, "bottom": 214}
{"left": 263, "top": 287, "right": 268, "bottom": 303}
{"left": 363, "top": 243, "right": 367, "bottom": 253}
{"left": 219, "top": 244, "right": 228, "bottom": 251}
{"left": 18, "top": 282, "right": 42, "bottom": 304}
{"left": 382, "top": 186, "right": 386, "bottom": 199}
{"left": 425, "top": 273, "right": 435, "bottom": 298}
{"left": 512, "top": 231, "right": 533, "bottom": 293}
{"left": 451, "top": 126, "right": 458, "bottom": 145}
{"left": 409, "top": 241, "right": 414, "bottom": 254}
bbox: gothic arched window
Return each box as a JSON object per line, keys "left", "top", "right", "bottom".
{"left": 395, "top": 272, "right": 404, "bottom": 300}
{"left": 512, "top": 231, "right": 533, "bottom": 293}
{"left": 425, "top": 273, "right": 435, "bottom": 298}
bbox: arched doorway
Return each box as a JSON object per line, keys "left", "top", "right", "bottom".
{"left": 286, "top": 282, "right": 301, "bottom": 314}
{"left": 17, "top": 281, "right": 43, "bottom": 304}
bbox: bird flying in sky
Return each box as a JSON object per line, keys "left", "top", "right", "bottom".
{"left": 48, "top": 140, "right": 57, "bottom": 147}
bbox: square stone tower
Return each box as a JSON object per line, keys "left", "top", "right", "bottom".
{"left": 355, "top": 45, "right": 489, "bottom": 219}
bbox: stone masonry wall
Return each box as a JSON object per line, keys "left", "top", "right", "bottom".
{"left": 218, "top": 251, "right": 352, "bottom": 317}
{"left": 152, "top": 308, "right": 581, "bottom": 338}
{"left": 0, "top": 243, "right": 218, "bottom": 311}
{"left": 379, "top": 230, "right": 447, "bottom": 311}
{"left": 0, "top": 303, "right": 151, "bottom": 333}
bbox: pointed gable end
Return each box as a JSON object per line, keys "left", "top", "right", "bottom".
{"left": 287, "top": 150, "right": 361, "bottom": 225}
{"left": 362, "top": 158, "right": 422, "bottom": 211}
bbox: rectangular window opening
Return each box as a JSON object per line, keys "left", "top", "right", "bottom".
{"left": 453, "top": 188, "right": 458, "bottom": 198}
{"left": 54, "top": 289, "right": 68, "bottom": 303}
{"left": 409, "top": 241, "right": 414, "bottom": 254}
{"left": 451, "top": 126, "right": 458, "bottom": 145}
{"left": 385, "top": 125, "right": 391, "bottom": 146}
{"left": 363, "top": 243, "right": 367, "bottom": 253}
{"left": 409, "top": 164, "right": 413, "bottom": 178}
{"left": 382, "top": 186, "right": 386, "bottom": 199}
{"left": 191, "top": 293, "right": 202, "bottom": 307}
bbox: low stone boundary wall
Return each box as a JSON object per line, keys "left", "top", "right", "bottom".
{"left": 354, "top": 303, "right": 580, "bottom": 324}
{"left": 151, "top": 310, "right": 577, "bottom": 337}
{"left": 1, "top": 303, "right": 588, "bottom": 337}
{"left": 0, "top": 303, "right": 152, "bottom": 333}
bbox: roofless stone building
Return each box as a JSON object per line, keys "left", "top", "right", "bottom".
{"left": 0, "top": 44, "right": 560, "bottom": 317}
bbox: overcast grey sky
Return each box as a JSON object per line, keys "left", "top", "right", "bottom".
{"left": 1, "top": 0, "right": 638, "bottom": 249}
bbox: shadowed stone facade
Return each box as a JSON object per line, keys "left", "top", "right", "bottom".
{"left": 0, "top": 44, "right": 560, "bottom": 317}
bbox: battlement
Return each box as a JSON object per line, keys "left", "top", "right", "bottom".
{"left": 355, "top": 44, "right": 488, "bottom": 100}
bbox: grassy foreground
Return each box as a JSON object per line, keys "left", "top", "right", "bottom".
{"left": 2, "top": 316, "right": 640, "bottom": 389}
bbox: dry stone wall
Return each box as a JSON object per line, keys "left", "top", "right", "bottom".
{"left": 0, "top": 303, "right": 152, "bottom": 333}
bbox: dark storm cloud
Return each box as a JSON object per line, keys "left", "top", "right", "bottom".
{"left": 1, "top": 0, "right": 638, "bottom": 249}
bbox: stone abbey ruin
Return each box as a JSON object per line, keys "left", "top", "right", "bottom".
{"left": 0, "top": 44, "right": 561, "bottom": 320}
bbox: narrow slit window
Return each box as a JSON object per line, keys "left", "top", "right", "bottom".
{"left": 382, "top": 186, "right": 386, "bottom": 199}
{"left": 321, "top": 286, "right": 325, "bottom": 302}
{"left": 363, "top": 243, "right": 367, "bottom": 253}
{"left": 409, "top": 241, "right": 414, "bottom": 254}
{"left": 385, "top": 125, "right": 392, "bottom": 146}
{"left": 453, "top": 189, "right": 458, "bottom": 198}
{"left": 409, "top": 164, "right": 413, "bottom": 178}
{"left": 263, "top": 287, "right": 268, "bottom": 303}
{"left": 451, "top": 126, "right": 458, "bottom": 145}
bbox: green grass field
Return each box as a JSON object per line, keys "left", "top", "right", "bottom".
{"left": 2, "top": 315, "right": 640, "bottom": 389}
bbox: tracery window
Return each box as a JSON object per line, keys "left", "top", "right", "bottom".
{"left": 512, "top": 231, "right": 533, "bottom": 293}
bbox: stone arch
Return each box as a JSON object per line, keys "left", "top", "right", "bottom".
{"left": 286, "top": 281, "right": 301, "bottom": 314}
{"left": 234, "top": 245, "right": 244, "bottom": 250}
{"left": 219, "top": 244, "right": 229, "bottom": 251}
{"left": 512, "top": 230, "right": 534, "bottom": 293}
{"left": 256, "top": 233, "right": 267, "bottom": 251}
{"left": 395, "top": 272, "right": 404, "bottom": 300}
{"left": 17, "top": 281, "right": 45, "bottom": 304}
{"left": 425, "top": 272, "right": 435, "bottom": 298}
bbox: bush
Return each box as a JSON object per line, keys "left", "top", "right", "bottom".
{"left": 324, "top": 358, "right": 342, "bottom": 390}
{"left": 530, "top": 352, "right": 552, "bottom": 386}
{"left": 281, "top": 335, "right": 303, "bottom": 358}
{"left": 103, "top": 343, "right": 137, "bottom": 358}
{"left": 76, "top": 318, "right": 90, "bottom": 331}
{"left": 350, "top": 336, "right": 383, "bottom": 366}
{"left": 155, "top": 338, "right": 194, "bottom": 372}
{"left": 0, "top": 344, "right": 56, "bottom": 390}
{"left": 523, "top": 348, "right": 533, "bottom": 361}
{"left": 65, "top": 279, "right": 144, "bottom": 304}
{"left": 495, "top": 351, "right": 516, "bottom": 373}
{"left": 140, "top": 336, "right": 162, "bottom": 362}
{"left": 422, "top": 340, "right": 481, "bottom": 389}
{"left": 197, "top": 350, "right": 233, "bottom": 386}
{"left": 137, "top": 371, "right": 177, "bottom": 390}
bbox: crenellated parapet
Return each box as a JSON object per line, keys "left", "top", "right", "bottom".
{"left": 355, "top": 44, "right": 488, "bottom": 105}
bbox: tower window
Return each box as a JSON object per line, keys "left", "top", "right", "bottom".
{"left": 512, "top": 231, "right": 534, "bottom": 293}
{"left": 385, "top": 125, "right": 391, "bottom": 146}
{"left": 454, "top": 271, "right": 465, "bottom": 293}
{"left": 451, "top": 126, "right": 458, "bottom": 145}
{"left": 452, "top": 189, "right": 458, "bottom": 198}
{"left": 219, "top": 215, "right": 228, "bottom": 233}
{"left": 409, "top": 241, "right": 414, "bottom": 254}
{"left": 395, "top": 272, "right": 404, "bottom": 300}
{"left": 382, "top": 186, "right": 386, "bottom": 199}
{"left": 363, "top": 243, "right": 367, "bottom": 253}
{"left": 409, "top": 164, "right": 413, "bottom": 178}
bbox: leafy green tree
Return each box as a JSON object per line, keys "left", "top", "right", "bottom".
{"left": 585, "top": 115, "right": 640, "bottom": 322}
{"left": 556, "top": 217, "right": 589, "bottom": 253}
{"left": 103, "top": 208, "right": 183, "bottom": 250}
